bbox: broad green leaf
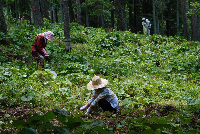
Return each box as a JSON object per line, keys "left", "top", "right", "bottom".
{"left": 138, "top": 97, "right": 147, "bottom": 105}
{"left": 16, "top": 128, "right": 39, "bottom": 134}
{"left": 43, "top": 111, "right": 56, "bottom": 122}
{"left": 82, "top": 120, "right": 104, "bottom": 130}
{"left": 53, "top": 108, "right": 70, "bottom": 117}
{"left": 21, "top": 95, "right": 33, "bottom": 101}
{"left": 12, "top": 120, "right": 27, "bottom": 128}
{"left": 141, "top": 129, "right": 154, "bottom": 134}
{"left": 4, "top": 114, "right": 10, "bottom": 118}
{"left": 188, "top": 99, "right": 200, "bottom": 105}
{"left": 149, "top": 116, "right": 168, "bottom": 124}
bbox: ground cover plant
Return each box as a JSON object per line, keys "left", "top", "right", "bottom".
{"left": 0, "top": 18, "right": 200, "bottom": 134}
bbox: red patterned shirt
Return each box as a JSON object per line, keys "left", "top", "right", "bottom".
{"left": 31, "top": 35, "right": 48, "bottom": 56}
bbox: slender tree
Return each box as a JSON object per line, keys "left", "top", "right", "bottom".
{"left": 156, "top": 4, "right": 160, "bottom": 35}
{"left": 190, "top": 0, "right": 199, "bottom": 41}
{"left": 50, "top": 0, "right": 58, "bottom": 23}
{"left": 31, "top": 0, "right": 43, "bottom": 27}
{"left": 63, "top": 0, "right": 71, "bottom": 52}
{"left": 111, "top": 9, "right": 114, "bottom": 28}
{"left": 114, "top": 0, "right": 127, "bottom": 31}
{"left": 128, "top": 0, "right": 133, "bottom": 32}
{"left": 85, "top": 0, "right": 89, "bottom": 27}
{"left": 39, "top": 0, "right": 50, "bottom": 20}
{"left": 69, "top": 0, "right": 75, "bottom": 23}
{"left": 6, "top": 2, "right": 10, "bottom": 16}
{"left": 10, "top": 1, "right": 17, "bottom": 18}
{"left": 0, "top": 0, "right": 8, "bottom": 44}
{"left": 15, "top": 0, "right": 19, "bottom": 19}
{"left": 180, "top": 0, "right": 190, "bottom": 40}
{"left": 100, "top": 0, "right": 105, "bottom": 29}
{"left": 134, "top": 0, "right": 142, "bottom": 33}
{"left": 27, "top": 0, "right": 32, "bottom": 24}
{"left": 76, "top": 0, "right": 81, "bottom": 25}
{"left": 0, "top": 0, "right": 7, "bottom": 34}
{"left": 60, "top": 2, "right": 64, "bottom": 22}
{"left": 153, "top": 0, "right": 157, "bottom": 34}
{"left": 177, "top": 0, "right": 180, "bottom": 36}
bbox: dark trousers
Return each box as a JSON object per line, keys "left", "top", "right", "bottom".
{"left": 98, "top": 99, "right": 116, "bottom": 113}
{"left": 32, "top": 53, "right": 44, "bottom": 66}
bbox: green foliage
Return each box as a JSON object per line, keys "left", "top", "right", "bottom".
{"left": 99, "top": 31, "right": 123, "bottom": 49}
{"left": 1, "top": 18, "right": 200, "bottom": 133}
{"left": 10, "top": 108, "right": 112, "bottom": 134}
{"left": 188, "top": 2, "right": 200, "bottom": 15}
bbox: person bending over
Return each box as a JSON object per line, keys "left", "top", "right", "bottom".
{"left": 31, "top": 31, "right": 54, "bottom": 71}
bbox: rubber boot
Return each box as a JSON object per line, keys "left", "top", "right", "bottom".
{"left": 38, "top": 65, "right": 43, "bottom": 71}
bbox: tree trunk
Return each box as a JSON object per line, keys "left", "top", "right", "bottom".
{"left": 85, "top": 1, "right": 89, "bottom": 27}
{"left": 199, "top": 15, "right": 200, "bottom": 39}
{"left": 19, "top": 0, "right": 26, "bottom": 18}
{"left": 180, "top": 0, "right": 190, "bottom": 40}
{"left": 60, "top": 2, "right": 64, "bottom": 22}
{"left": 0, "top": 0, "right": 7, "bottom": 34}
{"left": 50, "top": 0, "right": 58, "bottom": 23}
{"left": 153, "top": 0, "right": 156, "bottom": 34}
{"left": 0, "top": 0, "right": 8, "bottom": 44}
{"left": 191, "top": 0, "right": 199, "bottom": 41}
{"left": 177, "top": 0, "right": 180, "bottom": 36}
{"left": 128, "top": 0, "right": 133, "bottom": 32}
{"left": 161, "top": 1, "right": 164, "bottom": 36}
{"left": 55, "top": 0, "right": 58, "bottom": 23}
{"left": 156, "top": 8, "right": 160, "bottom": 35}
{"left": 52, "top": 6, "right": 57, "bottom": 22}
{"left": 10, "top": 1, "right": 18, "bottom": 18}
{"left": 31, "top": 0, "right": 43, "bottom": 27}
{"left": 7, "top": 4, "right": 10, "bottom": 16}
{"left": 134, "top": 0, "right": 142, "bottom": 33}
{"left": 50, "top": 1, "right": 53, "bottom": 23}
{"left": 69, "top": 0, "right": 75, "bottom": 22}
{"left": 76, "top": 0, "right": 81, "bottom": 25}
{"left": 101, "top": 4, "right": 104, "bottom": 29}
{"left": 39, "top": 0, "right": 50, "bottom": 20}
{"left": 63, "top": 0, "right": 71, "bottom": 52}
{"left": 114, "top": 0, "right": 127, "bottom": 31}
{"left": 166, "top": 1, "right": 171, "bottom": 36}
{"left": 191, "top": 12, "right": 199, "bottom": 41}
{"left": 15, "top": 0, "right": 19, "bottom": 19}
{"left": 134, "top": 0, "right": 137, "bottom": 33}
{"left": 111, "top": 9, "right": 114, "bottom": 28}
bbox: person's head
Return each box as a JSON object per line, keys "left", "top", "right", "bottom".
{"left": 43, "top": 31, "right": 54, "bottom": 41}
{"left": 87, "top": 76, "right": 108, "bottom": 91}
{"left": 142, "top": 17, "right": 146, "bottom": 22}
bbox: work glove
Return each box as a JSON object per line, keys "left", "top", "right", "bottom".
{"left": 86, "top": 108, "right": 91, "bottom": 115}
{"left": 44, "top": 55, "right": 51, "bottom": 62}
{"left": 80, "top": 105, "right": 88, "bottom": 111}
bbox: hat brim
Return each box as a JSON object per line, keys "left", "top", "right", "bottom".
{"left": 87, "top": 78, "right": 108, "bottom": 90}
{"left": 46, "top": 37, "right": 54, "bottom": 41}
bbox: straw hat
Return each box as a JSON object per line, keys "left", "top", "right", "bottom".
{"left": 87, "top": 76, "right": 108, "bottom": 90}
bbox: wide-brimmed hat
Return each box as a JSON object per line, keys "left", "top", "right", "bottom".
{"left": 38, "top": 31, "right": 54, "bottom": 41}
{"left": 87, "top": 76, "right": 108, "bottom": 90}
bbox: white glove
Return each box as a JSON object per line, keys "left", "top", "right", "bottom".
{"left": 86, "top": 108, "right": 91, "bottom": 114}
{"left": 80, "top": 105, "right": 88, "bottom": 111}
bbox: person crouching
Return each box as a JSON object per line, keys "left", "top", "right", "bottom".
{"left": 80, "top": 76, "right": 119, "bottom": 114}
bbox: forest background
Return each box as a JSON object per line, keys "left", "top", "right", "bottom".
{"left": 1, "top": 0, "right": 200, "bottom": 41}
{"left": 0, "top": 0, "right": 200, "bottom": 134}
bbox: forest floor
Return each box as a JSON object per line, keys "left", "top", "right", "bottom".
{"left": 1, "top": 104, "right": 200, "bottom": 133}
